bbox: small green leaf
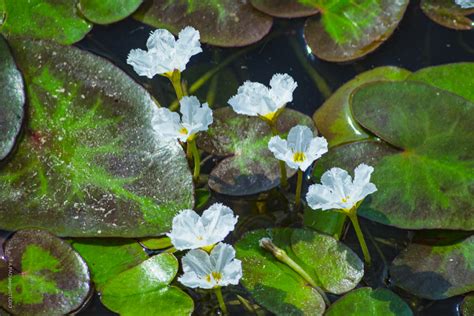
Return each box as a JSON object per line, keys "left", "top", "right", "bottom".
{"left": 421, "top": 0, "right": 474, "bottom": 30}
{"left": 250, "top": 0, "right": 318, "bottom": 18}
{"left": 71, "top": 239, "right": 148, "bottom": 291}
{"left": 138, "top": 236, "right": 173, "bottom": 250}
{"left": 0, "top": 35, "right": 24, "bottom": 160}
{"left": 390, "top": 235, "right": 474, "bottom": 300}
{"left": 101, "top": 254, "right": 194, "bottom": 316}
{"left": 1, "top": 0, "right": 92, "bottom": 44}
{"left": 0, "top": 230, "right": 90, "bottom": 315}
{"left": 325, "top": 287, "right": 413, "bottom": 316}
{"left": 462, "top": 294, "right": 474, "bottom": 316}
{"left": 134, "top": 0, "right": 273, "bottom": 47}
{"left": 78, "top": 0, "right": 143, "bottom": 24}
{"left": 303, "top": 206, "right": 346, "bottom": 240}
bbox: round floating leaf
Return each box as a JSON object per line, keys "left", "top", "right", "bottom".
{"left": 0, "top": 0, "right": 92, "bottom": 44}
{"left": 198, "top": 107, "right": 314, "bottom": 196}
{"left": 0, "top": 35, "right": 24, "bottom": 160}
{"left": 78, "top": 0, "right": 143, "bottom": 25}
{"left": 303, "top": 0, "right": 409, "bottom": 62}
{"left": 0, "top": 38, "right": 194, "bottom": 237}
{"left": 421, "top": 0, "right": 474, "bottom": 30}
{"left": 71, "top": 239, "right": 148, "bottom": 290}
{"left": 235, "top": 228, "right": 363, "bottom": 315}
{"left": 138, "top": 236, "right": 173, "bottom": 250}
{"left": 134, "top": 0, "right": 273, "bottom": 47}
{"left": 390, "top": 236, "right": 474, "bottom": 300}
{"left": 325, "top": 287, "right": 413, "bottom": 316}
{"left": 462, "top": 294, "right": 474, "bottom": 316}
{"left": 313, "top": 66, "right": 411, "bottom": 146}
{"left": 250, "top": 0, "right": 318, "bottom": 18}
{"left": 408, "top": 63, "right": 474, "bottom": 103}
{"left": 0, "top": 229, "right": 91, "bottom": 315}
{"left": 101, "top": 254, "right": 194, "bottom": 316}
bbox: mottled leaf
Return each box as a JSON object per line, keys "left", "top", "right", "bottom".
{"left": 303, "top": 0, "right": 409, "bottom": 62}
{"left": 390, "top": 236, "right": 474, "bottom": 300}
{"left": 462, "top": 294, "right": 474, "bottom": 316}
{"left": 0, "top": 38, "right": 194, "bottom": 237}
{"left": 325, "top": 287, "right": 413, "bottom": 316}
{"left": 101, "top": 254, "right": 194, "bottom": 316}
{"left": 250, "top": 0, "right": 318, "bottom": 18}
{"left": 198, "top": 107, "right": 314, "bottom": 196}
{"left": 0, "top": 35, "right": 24, "bottom": 160}
{"left": 79, "top": 0, "right": 143, "bottom": 25}
{"left": 0, "top": 0, "right": 92, "bottom": 44}
{"left": 0, "top": 229, "right": 91, "bottom": 315}
{"left": 71, "top": 239, "right": 148, "bottom": 290}
{"left": 134, "top": 0, "right": 273, "bottom": 47}
{"left": 421, "top": 0, "right": 474, "bottom": 30}
{"left": 313, "top": 66, "right": 411, "bottom": 146}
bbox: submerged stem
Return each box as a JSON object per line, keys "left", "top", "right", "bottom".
{"left": 348, "top": 211, "right": 371, "bottom": 265}
{"left": 214, "top": 287, "right": 228, "bottom": 314}
{"left": 295, "top": 169, "right": 303, "bottom": 209}
{"left": 189, "top": 139, "right": 201, "bottom": 182}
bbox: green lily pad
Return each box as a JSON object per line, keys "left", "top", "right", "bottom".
{"left": 235, "top": 228, "right": 363, "bottom": 315}
{"left": 390, "top": 235, "right": 474, "bottom": 300}
{"left": 138, "top": 236, "right": 173, "bottom": 250}
{"left": 421, "top": 0, "right": 474, "bottom": 30}
{"left": 462, "top": 294, "right": 474, "bottom": 316}
{"left": 313, "top": 66, "right": 411, "bottom": 147}
{"left": 71, "top": 239, "right": 148, "bottom": 291}
{"left": 78, "top": 0, "right": 143, "bottom": 25}
{"left": 0, "top": 38, "right": 194, "bottom": 237}
{"left": 0, "top": 0, "right": 92, "bottom": 45}
{"left": 303, "top": 0, "right": 409, "bottom": 62}
{"left": 197, "top": 107, "right": 314, "bottom": 196}
{"left": 315, "top": 81, "right": 474, "bottom": 230}
{"left": 250, "top": 0, "right": 318, "bottom": 18}
{"left": 0, "top": 35, "right": 24, "bottom": 160}
{"left": 134, "top": 0, "right": 273, "bottom": 47}
{"left": 325, "top": 287, "right": 413, "bottom": 316}
{"left": 0, "top": 229, "right": 91, "bottom": 315}
{"left": 101, "top": 253, "right": 194, "bottom": 316}
{"left": 408, "top": 63, "right": 474, "bottom": 103}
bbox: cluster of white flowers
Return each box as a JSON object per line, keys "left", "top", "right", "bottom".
{"left": 455, "top": 0, "right": 474, "bottom": 9}
{"left": 167, "top": 203, "right": 242, "bottom": 289}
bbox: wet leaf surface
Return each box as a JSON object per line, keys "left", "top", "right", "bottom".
{"left": 316, "top": 81, "right": 474, "bottom": 230}
{"left": 0, "top": 0, "right": 92, "bottom": 44}
{"left": 71, "top": 239, "right": 148, "bottom": 291}
{"left": 390, "top": 235, "right": 474, "bottom": 300}
{"left": 0, "top": 229, "right": 91, "bottom": 315}
{"left": 78, "top": 0, "right": 143, "bottom": 25}
{"left": 0, "top": 35, "right": 24, "bottom": 160}
{"left": 101, "top": 254, "right": 194, "bottom": 316}
{"left": 313, "top": 66, "right": 411, "bottom": 147}
{"left": 325, "top": 287, "right": 413, "bottom": 316}
{"left": 0, "top": 38, "right": 194, "bottom": 237}
{"left": 235, "top": 228, "right": 363, "bottom": 315}
{"left": 303, "top": 0, "right": 409, "bottom": 62}
{"left": 198, "top": 107, "right": 314, "bottom": 196}
{"left": 134, "top": 0, "right": 273, "bottom": 47}
{"left": 421, "top": 0, "right": 474, "bottom": 30}
{"left": 250, "top": 0, "right": 318, "bottom": 18}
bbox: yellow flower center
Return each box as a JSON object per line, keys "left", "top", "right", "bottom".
{"left": 262, "top": 111, "right": 277, "bottom": 121}
{"left": 179, "top": 127, "right": 188, "bottom": 135}
{"left": 293, "top": 152, "right": 306, "bottom": 162}
{"left": 341, "top": 196, "right": 350, "bottom": 203}
{"left": 201, "top": 244, "right": 215, "bottom": 253}
{"left": 206, "top": 271, "right": 223, "bottom": 283}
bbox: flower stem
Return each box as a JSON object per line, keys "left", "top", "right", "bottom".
{"left": 348, "top": 211, "right": 371, "bottom": 265}
{"left": 268, "top": 121, "right": 288, "bottom": 189}
{"left": 188, "top": 139, "right": 201, "bottom": 182}
{"left": 295, "top": 169, "right": 303, "bottom": 209}
{"left": 214, "top": 287, "right": 228, "bottom": 315}
{"left": 169, "top": 70, "right": 186, "bottom": 106}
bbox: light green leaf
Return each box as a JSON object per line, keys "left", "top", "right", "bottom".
{"left": 78, "top": 0, "right": 143, "bottom": 25}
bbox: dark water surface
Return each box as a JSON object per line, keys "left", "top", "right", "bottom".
{"left": 73, "top": 1, "right": 473, "bottom": 315}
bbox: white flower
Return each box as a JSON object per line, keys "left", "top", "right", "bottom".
{"left": 167, "top": 203, "right": 238, "bottom": 251}
{"left": 455, "top": 0, "right": 474, "bottom": 8}
{"left": 268, "top": 125, "right": 328, "bottom": 171}
{"left": 152, "top": 96, "right": 213, "bottom": 142}
{"left": 228, "top": 73, "right": 298, "bottom": 120}
{"left": 127, "top": 26, "right": 202, "bottom": 78}
{"left": 306, "top": 164, "right": 377, "bottom": 211}
{"left": 179, "top": 243, "right": 242, "bottom": 289}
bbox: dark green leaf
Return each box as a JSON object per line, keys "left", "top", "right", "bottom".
{"left": 390, "top": 236, "right": 474, "bottom": 300}
{"left": 0, "top": 38, "right": 194, "bottom": 237}
{"left": 303, "top": 206, "right": 346, "bottom": 240}
{"left": 138, "top": 236, "right": 173, "bottom": 250}
{"left": 250, "top": 0, "right": 318, "bottom": 18}
{"left": 101, "top": 254, "right": 194, "bottom": 316}
{"left": 0, "top": 0, "right": 92, "bottom": 44}
{"left": 134, "top": 0, "right": 273, "bottom": 47}
{"left": 421, "top": 0, "right": 474, "bottom": 30}
{"left": 0, "top": 229, "right": 91, "bottom": 315}
{"left": 78, "top": 0, "right": 143, "bottom": 25}
{"left": 0, "top": 35, "right": 24, "bottom": 160}
{"left": 325, "top": 287, "right": 413, "bottom": 316}
{"left": 462, "top": 294, "right": 474, "bottom": 316}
